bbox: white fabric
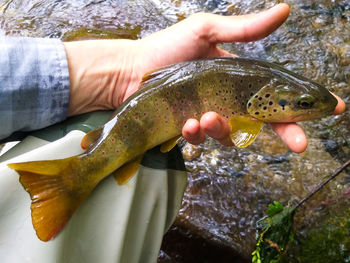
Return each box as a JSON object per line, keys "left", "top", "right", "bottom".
{"left": 0, "top": 131, "right": 187, "bottom": 263}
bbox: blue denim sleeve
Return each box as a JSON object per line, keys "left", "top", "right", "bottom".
{"left": 0, "top": 37, "right": 70, "bottom": 140}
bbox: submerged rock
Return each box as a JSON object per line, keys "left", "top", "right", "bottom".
{"left": 1, "top": 0, "right": 349, "bottom": 262}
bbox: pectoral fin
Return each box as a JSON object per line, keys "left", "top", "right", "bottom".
{"left": 229, "top": 116, "right": 263, "bottom": 148}
{"left": 113, "top": 155, "right": 143, "bottom": 185}
{"left": 160, "top": 135, "right": 181, "bottom": 153}
{"left": 81, "top": 128, "right": 103, "bottom": 149}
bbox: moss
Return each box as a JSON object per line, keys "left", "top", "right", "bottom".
{"left": 62, "top": 25, "right": 141, "bottom": 41}
{"left": 282, "top": 211, "right": 350, "bottom": 262}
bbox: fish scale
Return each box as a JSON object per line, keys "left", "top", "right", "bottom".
{"left": 8, "top": 57, "right": 337, "bottom": 241}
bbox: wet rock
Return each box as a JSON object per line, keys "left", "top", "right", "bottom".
{"left": 182, "top": 143, "right": 202, "bottom": 161}
{"left": 1, "top": 0, "right": 349, "bottom": 262}
{"left": 159, "top": 226, "right": 247, "bottom": 263}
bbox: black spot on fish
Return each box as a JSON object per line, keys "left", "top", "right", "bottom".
{"left": 258, "top": 97, "right": 263, "bottom": 101}
{"left": 265, "top": 94, "right": 270, "bottom": 98}
{"left": 255, "top": 112, "right": 260, "bottom": 115}
{"left": 269, "top": 101, "right": 273, "bottom": 106}
{"left": 248, "top": 102, "right": 252, "bottom": 107}
{"left": 263, "top": 106, "right": 267, "bottom": 110}
{"left": 240, "top": 79, "right": 243, "bottom": 83}
{"left": 255, "top": 95, "right": 258, "bottom": 98}
{"left": 258, "top": 104, "right": 262, "bottom": 107}
{"left": 249, "top": 84, "right": 252, "bottom": 88}
{"left": 250, "top": 92, "right": 254, "bottom": 96}
{"left": 273, "top": 109, "right": 277, "bottom": 112}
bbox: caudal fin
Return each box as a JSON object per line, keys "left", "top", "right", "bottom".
{"left": 8, "top": 158, "right": 90, "bottom": 241}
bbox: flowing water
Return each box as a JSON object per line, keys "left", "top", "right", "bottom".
{"left": 1, "top": 0, "right": 349, "bottom": 262}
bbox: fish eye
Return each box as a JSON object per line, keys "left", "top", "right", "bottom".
{"left": 296, "top": 94, "right": 316, "bottom": 109}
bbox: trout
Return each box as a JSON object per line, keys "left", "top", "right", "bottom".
{"left": 8, "top": 57, "right": 337, "bottom": 241}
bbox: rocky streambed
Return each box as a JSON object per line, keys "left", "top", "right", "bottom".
{"left": 1, "top": 0, "right": 349, "bottom": 262}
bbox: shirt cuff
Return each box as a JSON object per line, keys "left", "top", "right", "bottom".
{"left": 0, "top": 37, "right": 70, "bottom": 140}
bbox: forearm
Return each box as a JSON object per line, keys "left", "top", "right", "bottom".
{"left": 0, "top": 37, "right": 70, "bottom": 140}
{"left": 63, "top": 39, "right": 141, "bottom": 116}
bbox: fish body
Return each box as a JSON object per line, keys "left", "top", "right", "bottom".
{"left": 8, "top": 57, "right": 337, "bottom": 241}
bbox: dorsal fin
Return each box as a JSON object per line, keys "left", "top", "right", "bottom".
{"left": 140, "top": 68, "right": 164, "bottom": 86}
{"left": 139, "top": 62, "right": 189, "bottom": 88}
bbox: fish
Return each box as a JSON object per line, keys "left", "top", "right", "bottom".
{"left": 7, "top": 57, "right": 337, "bottom": 241}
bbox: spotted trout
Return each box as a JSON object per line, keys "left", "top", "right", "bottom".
{"left": 8, "top": 57, "right": 337, "bottom": 241}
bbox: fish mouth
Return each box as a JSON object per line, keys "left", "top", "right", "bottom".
{"left": 288, "top": 108, "right": 334, "bottom": 122}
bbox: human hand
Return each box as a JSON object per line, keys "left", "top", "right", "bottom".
{"left": 64, "top": 3, "right": 345, "bottom": 153}
{"left": 134, "top": 3, "right": 345, "bottom": 153}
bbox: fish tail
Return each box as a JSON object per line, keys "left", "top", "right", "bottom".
{"left": 8, "top": 157, "right": 90, "bottom": 242}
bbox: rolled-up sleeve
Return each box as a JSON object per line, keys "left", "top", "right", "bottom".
{"left": 0, "top": 37, "right": 70, "bottom": 140}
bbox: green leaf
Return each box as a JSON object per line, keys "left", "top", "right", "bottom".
{"left": 266, "top": 201, "right": 283, "bottom": 217}
{"left": 253, "top": 201, "right": 295, "bottom": 263}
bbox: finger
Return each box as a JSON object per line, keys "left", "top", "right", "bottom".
{"left": 200, "top": 112, "right": 234, "bottom": 146}
{"left": 330, "top": 92, "right": 346, "bottom": 115}
{"left": 215, "top": 47, "right": 238, "bottom": 57}
{"left": 270, "top": 122, "right": 308, "bottom": 153}
{"left": 203, "top": 3, "right": 290, "bottom": 43}
{"left": 182, "top": 118, "right": 206, "bottom": 145}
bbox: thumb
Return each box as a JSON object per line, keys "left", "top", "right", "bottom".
{"left": 201, "top": 3, "right": 290, "bottom": 43}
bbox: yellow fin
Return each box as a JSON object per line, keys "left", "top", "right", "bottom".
{"left": 229, "top": 116, "right": 263, "bottom": 148}
{"left": 113, "top": 155, "right": 143, "bottom": 185}
{"left": 139, "top": 63, "right": 186, "bottom": 87}
{"left": 8, "top": 158, "right": 91, "bottom": 242}
{"left": 81, "top": 128, "right": 103, "bottom": 149}
{"left": 160, "top": 135, "right": 181, "bottom": 153}
{"left": 140, "top": 68, "right": 163, "bottom": 86}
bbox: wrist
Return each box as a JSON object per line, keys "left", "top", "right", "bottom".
{"left": 63, "top": 39, "right": 140, "bottom": 116}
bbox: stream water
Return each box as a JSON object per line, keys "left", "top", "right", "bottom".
{"left": 1, "top": 0, "right": 349, "bottom": 262}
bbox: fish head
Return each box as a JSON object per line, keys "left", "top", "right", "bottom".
{"left": 246, "top": 77, "right": 337, "bottom": 122}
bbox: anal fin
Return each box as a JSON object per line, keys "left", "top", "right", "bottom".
{"left": 229, "top": 116, "right": 263, "bottom": 148}
{"left": 113, "top": 155, "right": 143, "bottom": 185}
